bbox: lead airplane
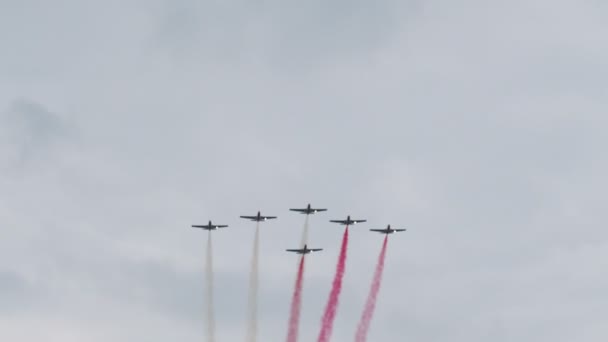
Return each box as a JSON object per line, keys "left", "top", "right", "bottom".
{"left": 329, "top": 215, "right": 366, "bottom": 226}
{"left": 240, "top": 211, "right": 277, "bottom": 222}
{"left": 289, "top": 203, "right": 327, "bottom": 215}
{"left": 370, "top": 224, "right": 406, "bottom": 235}
{"left": 286, "top": 244, "right": 323, "bottom": 254}
{"left": 191, "top": 220, "right": 228, "bottom": 231}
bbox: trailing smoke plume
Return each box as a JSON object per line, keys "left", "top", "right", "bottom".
{"left": 205, "top": 232, "right": 216, "bottom": 342}
{"left": 285, "top": 213, "right": 313, "bottom": 342}
{"left": 300, "top": 214, "right": 310, "bottom": 248}
{"left": 317, "top": 227, "right": 349, "bottom": 342}
{"left": 246, "top": 222, "right": 260, "bottom": 342}
{"left": 355, "top": 236, "right": 389, "bottom": 342}
{"left": 286, "top": 256, "right": 306, "bottom": 342}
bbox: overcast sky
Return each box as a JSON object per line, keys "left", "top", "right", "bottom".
{"left": 1, "top": 0, "right": 607, "bottom": 341}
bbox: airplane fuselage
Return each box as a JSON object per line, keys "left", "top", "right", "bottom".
{"left": 192, "top": 220, "right": 228, "bottom": 231}
{"left": 370, "top": 225, "right": 405, "bottom": 235}
{"left": 290, "top": 204, "right": 326, "bottom": 215}
{"left": 240, "top": 211, "right": 277, "bottom": 222}
{"left": 330, "top": 215, "right": 366, "bottom": 226}
{"left": 286, "top": 244, "right": 322, "bottom": 254}
{"left": 249, "top": 212, "right": 264, "bottom": 222}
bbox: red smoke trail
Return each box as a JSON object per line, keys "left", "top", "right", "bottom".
{"left": 286, "top": 256, "right": 306, "bottom": 342}
{"left": 354, "top": 236, "right": 389, "bottom": 342}
{"left": 317, "top": 227, "right": 349, "bottom": 342}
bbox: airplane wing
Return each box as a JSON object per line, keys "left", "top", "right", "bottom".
{"left": 370, "top": 229, "right": 387, "bottom": 233}
{"left": 192, "top": 225, "right": 210, "bottom": 228}
{"left": 240, "top": 215, "right": 256, "bottom": 220}
{"left": 261, "top": 216, "right": 277, "bottom": 220}
{"left": 289, "top": 209, "right": 306, "bottom": 212}
{"left": 353, "top": 219, "right": 367, "bottom": 224}
{"left": 310, "top": 248, "right": 323, "bottom": 252}
{"left": 286, "top": 249, "right": 303, "bottom": 253}
{"left": 330, "top": 220, "right": 347, "bottom": 224}
{"left": 217, "top": 225, "right": 228, "bottom": 228}
{"left": 395, "top": 229, "right": 406, "bottom": 232}
{"left": 314, "top": 209, "right": 328, "bottom": 212}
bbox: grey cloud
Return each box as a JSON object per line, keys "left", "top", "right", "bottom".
{"left": 0, "top": 271, "right": 31, "bottom": 313}
{"left": 151, "top": 0, "right": 412, "bottom": 67}
{"left": 1, "top": 0, "right": 607, "bottom": 341}
{"left": 4, "top": 100, "right": 66, "bottom": 139}
{"left": 0, "top": 100, "right": 72, "bottom": 172}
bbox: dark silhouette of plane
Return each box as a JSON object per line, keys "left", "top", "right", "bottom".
{"left": 289, "top": 203, "right": 327, "bottom": 215}
{"left": 240, "top": 211, "right": 277, "bottom": 222}
{"left": 330, "top": 215, "right": 366, "bottom": 226}
{"left": 370, "top": 224, "right": 406, "bottom": 235}
{"left": 286, "top": 244, "right": 323, "bottom": 254}
{"left": 191, "top": 220, "right": 228, "bottom": 231}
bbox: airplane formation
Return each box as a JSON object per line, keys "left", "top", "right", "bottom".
{"left": 191, "top": 203, "right": 406, "bottom": 253}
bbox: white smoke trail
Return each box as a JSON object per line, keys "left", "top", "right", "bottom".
{"left": 246, "top": 222, "right": 260, "bottom": 342}
{"left": 205, "top": 232, "right": 215, "bottom": 342}
{"left": 299, "top": 214, "right": 310, "bottom": 248}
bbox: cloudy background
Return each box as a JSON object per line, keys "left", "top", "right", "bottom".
{"left": 1, "top": 0, "right": 607, "bottom": 340}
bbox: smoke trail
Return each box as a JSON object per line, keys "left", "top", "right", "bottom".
{"left": 286, "top": 255, "right": 306, "bottom": 342}
{"left": 300, "top": 214, "right": 310, "bottom": 248}
{"left": 205, "top": 232, "right": 216, "bottom": 342}
{"left": 317, "top": 227, "right": 349, "bottom": 342}
{"left": 354, "top": 236, "right": 389, "bottom": 342}
{"left": 285, "top": 214, "right": 312, "bottom": 342}
{"left": 246, "top": 222, "right": 260, "bottom": 342}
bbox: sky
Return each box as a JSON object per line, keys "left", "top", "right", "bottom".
{"left": 1, "top": 0, "right": 608, "bottom": 340}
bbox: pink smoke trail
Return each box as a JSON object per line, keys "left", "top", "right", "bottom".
{"left": 317, "top": 227, "right": 349, "bottom": 342}
{"left": 286, "top": 255, "right": 306, "bottom": 342}
{"left": 354, "top": 236, "right": 389, "bottom": 342}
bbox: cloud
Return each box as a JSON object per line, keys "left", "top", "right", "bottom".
{"left": 0, "top": 271, "right": 33, "bottom": 314}
{"left": 150, "top": 0, "right": 412, "bottom": 67}
{"left": 0, "top": 99, "right": 73, "bottom": 173}
{"left": 0, "top": 0, "right": 607, "bottom": 341}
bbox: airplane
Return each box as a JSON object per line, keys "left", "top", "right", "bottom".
{"left": 289, "top": 203, "right": 327, "bottom": 215}
{"left": 370, "top": 224, "right": 406, "bottom": 235}
{"left": 286, "top": 244, "right": 323, "bottom": 254}
{"left": 240, "top": 211, "right": 277, "bottom": 222}
{"left": 191, "top": 220, "right": 228, "bottom": 231}
{"left": 329, "top": 215, "right": 366, "bottom": 226}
